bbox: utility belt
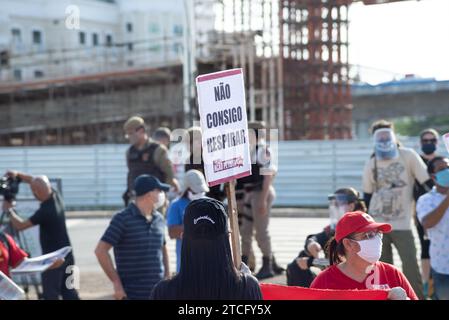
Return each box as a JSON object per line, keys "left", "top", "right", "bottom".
{"left": 236, "top": 189, "right": 245, "bottom": 200}
{"left": 238, "top": 213, "right": 253, "bottom": 223}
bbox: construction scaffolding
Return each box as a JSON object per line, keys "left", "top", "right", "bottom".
{"left": 196, "top": 0, "right": 412, "bottom": 139}
{"left": 197, "top": 0, "right": 285, "bottom": 137}
{"left": 0, "top": 65, "right": 184, "bottom": 145}
{"left": 196, "top": 0, "right": 352, "bottom": 140}
{"left": 281, "top": 0, "right": 352, "bottom": 139}
{"left": 0, "top": 0, "right": 417, "bottom": 146}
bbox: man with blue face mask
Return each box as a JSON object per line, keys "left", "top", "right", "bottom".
{"left": 417, "top": 157, "right": 449, "bottom": 300}
{"left": 362, "top": 120, "right": 433, "bottom": 300}
{"left": 373, "top": 128, "right": 399, "bottom": 161}
{"left": 413, "top": 128, "right": 440, "bottom": 298}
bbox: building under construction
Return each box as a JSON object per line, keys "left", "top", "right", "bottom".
{"left": 0, "top": 0, "right": 412, "bottom": 146}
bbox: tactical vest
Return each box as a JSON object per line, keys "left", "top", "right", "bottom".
{"left": 237, "top": 146, "right": 265, "bottom": 191}
{"left": 127, "top": 141, "right": 166, "bottom": 190}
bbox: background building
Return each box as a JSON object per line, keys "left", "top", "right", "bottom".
{"left": 0, "top": 0, "right": 428, "bottom": 145}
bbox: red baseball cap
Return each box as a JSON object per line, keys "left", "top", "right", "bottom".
{"left": 335, "top": 211, "right": 392, "bottom": 242}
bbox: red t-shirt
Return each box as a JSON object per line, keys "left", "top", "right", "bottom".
{"left": 0, "top": 233, "right": 28, "bottom": 277}
{"left": 310, "top": 261, "right": 418, "bottom": 300}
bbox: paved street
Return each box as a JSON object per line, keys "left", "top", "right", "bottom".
{"left": 24, "top": 216, "right": 420, "bottom": 300}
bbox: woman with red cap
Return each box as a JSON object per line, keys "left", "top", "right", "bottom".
{"left": 310, "top": 211, "right": 418, "bottom": 300}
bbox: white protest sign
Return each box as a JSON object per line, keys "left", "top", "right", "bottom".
{"left": 0, "top": 271, "right": 25, "bottom": 300}
{"left": 12, "top": 246, "right": 72, "bottom": 274}
{"left": 196, "top": 69, "right": 251, "bottom": 186}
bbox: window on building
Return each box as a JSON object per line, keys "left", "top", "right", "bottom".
{"left": 11, "top": 28, "right": 22, "bottom": 43}
{"left": 173, "top": 43, "right": 181, "bottom": 54}
{"left": 92, "top": 33, "right": 98, "bottom": 46}
{"left": 32, "top": 30, "right": 42, "bottom": 44}
{"left": 79, "top": 31, "right": 86, "bottom": 45}
{"left": 149, "top": 23, "right": 159, "bottom": 34}
{"left": 13, "top": 69, "right": 22, "bottom": 81}
{"left": 128, "top": 43, "right": 133, "bottom": 51}
{"left": 0, "top": 51, "right": 9, "bottom": 66}
{"left": 149, "top": 45, "right": 161, "bottom": 53}
{"left": 126, "top": 23, "right": 133, "bottom": 33}
{"left": 173, "top": 25, "right": 182, "bottom": 37}
{"left": 34, "top": 70, "right": 44, "bottom": 78}
{"left": 106, "top": 34, "right": 113, "bottom": 47}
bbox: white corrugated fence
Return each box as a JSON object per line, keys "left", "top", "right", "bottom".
{"left": 0, "top": 138, "right": 445, "bottom": 209}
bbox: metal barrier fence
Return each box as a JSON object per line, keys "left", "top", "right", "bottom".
{"left": 0, "top": 138, "right": 446, "bottom": 208}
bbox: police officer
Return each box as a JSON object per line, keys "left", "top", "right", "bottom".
{"left": 123, "top": 116, "right": 179, "bottom": 206}
{"left": 238, "top": 121, "right": 284, "bottom": 279}
{"left": 184, "top": 126, "right": 225, "bottom": 201}
{"left": 152, "top": 127, "right": 172, "bottom": 149}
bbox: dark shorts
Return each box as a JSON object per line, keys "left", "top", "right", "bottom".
{"left": 415, "top": 215, "right": 430, "bottom": 259}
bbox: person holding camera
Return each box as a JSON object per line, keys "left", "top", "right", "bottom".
{"left": 2, "top": 170, "right": 79, "bottom": 300}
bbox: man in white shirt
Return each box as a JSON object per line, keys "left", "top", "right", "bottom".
{"left": 417, "top": 156, "right": 449, "bottom": 300}
{"left": 362, "top": 120, "right": 433, "bottom": 300}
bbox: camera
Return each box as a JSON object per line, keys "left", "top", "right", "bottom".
{"left": 0, "top": 176, "right": 21, "bottom": 201}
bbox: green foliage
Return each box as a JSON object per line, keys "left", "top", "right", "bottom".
{"left": 394, "top": 116, "right": 449, "bottom": 136}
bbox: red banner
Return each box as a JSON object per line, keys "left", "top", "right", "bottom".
{"left": 260, "top": 283, "right": 389, "bottom": 300}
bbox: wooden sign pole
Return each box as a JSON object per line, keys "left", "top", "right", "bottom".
{"left": 225, "top": 180, "right": 241, "bottom": 269}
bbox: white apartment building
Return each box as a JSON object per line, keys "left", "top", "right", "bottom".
{"left": 0, "top": 0, "right": 215, "bottom": 83}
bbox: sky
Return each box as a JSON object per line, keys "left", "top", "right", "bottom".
{"left": 349, "top": 0, "right": 449, "bottom": 84}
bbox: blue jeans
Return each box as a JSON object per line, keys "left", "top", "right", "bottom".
{"left": 431, "top": 268, "right": 449, "bottom": 300}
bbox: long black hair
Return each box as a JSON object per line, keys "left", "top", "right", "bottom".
{"left": 157, "top": 199, "right": 255, "bottom": 299}
{"left": 326, "top": 236, "right": 348, "bottom": 265}
{"left": 172, "top": 234, "right": 241, "bottom": 299}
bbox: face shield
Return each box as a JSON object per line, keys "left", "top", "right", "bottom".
{"left": 328, "top": 193, "right": 356, "bottom": 229}
{"left": 373, "top": 128, "right": 399, "bottom": 160}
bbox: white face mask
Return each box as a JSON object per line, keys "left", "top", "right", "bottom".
{"left": 188, "top": 191, "right": 206, "bottom": 201}
{"left": 355, "top": 235, "right": 383, "bottom": 264}
{"left": 155, "top": 191, "right": 166, "bottom": 209}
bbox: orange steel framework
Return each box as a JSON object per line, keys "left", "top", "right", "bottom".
{"left": 280, "top": 0, "right": 352, "bottom": 139}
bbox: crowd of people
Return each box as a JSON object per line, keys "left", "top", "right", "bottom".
{"left": 1, "top": 116, "right": 448, "bottom": 300}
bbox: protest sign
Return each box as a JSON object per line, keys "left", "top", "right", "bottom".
{"left": 196, "top": 68, "right": 251, "bottom": 186}
{"left": 196, "top": 69, "right": 252, "bottom": 268}
{"left": 0, "top": 271, "right": 25, "bottom": 300}
{"left": 12, "top": 246, "right": 72, "bottom": 274}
